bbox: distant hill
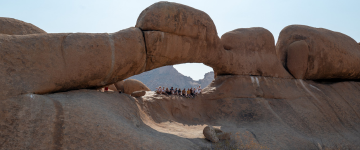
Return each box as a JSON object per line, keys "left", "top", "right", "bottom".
{"left": 128, "top": 66, "right": 214, "bottom": 91}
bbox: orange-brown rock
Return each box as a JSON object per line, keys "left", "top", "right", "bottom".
{"left": 139, "top": 2, "right": 291, "bottom": 78}
{"left": 0, "top": 90, "right": 200, "bottom": 150}
{"left": 0, "top": 27, "right": 146, "bottom": 99}
{"left": 114, "top": 80, "right": 125, "bottom": 92}
{"left": 0, "top": 17, "right": 46, "bottom": 35}
{"left": 137, "top": 1, "right": 221, "bottom": 72}
{"left": 143, "top": 31, "right": 212, "bottom": 71}
{"left": 286, "top": 40, "right": 309, "bottom": 79}
{"left": 276, "top": 25, "right": 360, "bottom": 79}
{"left": 1, "top": 2, "right": 360, "bottom": 150}
{"left": 219, "top": 28, "right": 292, "bottom": 78}
{"left": 136, "top": 75, "right": 360, "bottom": 149}
{"left": 122, "top": 79, "right": 150, "bottom": 95}
{"left": 136, "top": 1, "right": 218, "bottom": 45}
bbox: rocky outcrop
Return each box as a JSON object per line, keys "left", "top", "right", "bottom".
{"left": 2, "top": 76, "right": 360, "bottom": 149}
{"left": 136, "top": 1, "right": 218, "bottom": 45}
{"left": 0, "top": 90, "right": 201, "bottom": 150}
{"left": 0, "top": 2, "right": 296, "bottom": 99}
{"left": 136, "top": 75, "right": 360, "bottom": 149}
{"left": 1, "top": 3, "right": 360, "bottom": 149}
{"left": 0, "top": 17, "right": 46, "bottom": 35}
{"left": 138, "top": 2, "right": 291, "bottom": 78}
{"left": 0, "top": 27, "right": 146, "bottom": 99}
{"left": 276, "top": 25, "right": 360, "bottom": 79}
{"left": 220, "top": 28, "right": 292, "bottom": 78}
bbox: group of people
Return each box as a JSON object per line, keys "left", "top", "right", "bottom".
{"left": 156, "top": 86, "right": 202, "bottom": 98}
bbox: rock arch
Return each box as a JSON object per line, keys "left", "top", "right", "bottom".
{"left": 1, "top": 1, "right": 360, "bottom": 100}
{"left": 0, "top": 2, "right": 291, "bottom": 99}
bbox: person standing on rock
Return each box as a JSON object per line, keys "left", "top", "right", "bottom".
{"left": 182, "top": 88, "right": 186, "bottom": 97}
{"left": 178, "top": 88, "right": 181, "bottom": 96}
{"left": 166, "top": 87, "right": 171, "bottom": 95}
{"left": 170, "top": 87, "right": 174, "bottom": 95}
{"left": 162, "top": 87, "right": 166, "bottom": 95}
{"left": 156, "top": 86, "right": 162, "bottom": 94}
{"left": 189, "top": 88, "right": 193, "bottom": 98}
{"left": 187, "top": 88, "right": 191, "bottom": 98}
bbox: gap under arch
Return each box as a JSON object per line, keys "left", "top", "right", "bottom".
{"left": 127, "top": 63, "right": 214, "bottom": 91}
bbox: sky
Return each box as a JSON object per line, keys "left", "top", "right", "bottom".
{"left": 1, "top": 0, "right": 359, "bottom": 80}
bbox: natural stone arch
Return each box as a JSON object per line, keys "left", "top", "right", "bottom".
{"left": 0, "top": 2, "right": 291, "bottom": 100}
{"left": 137, "top": 2, "right": 291, "bottom": 79}
{"left": 4, "top": 1, "right": 360, "bottom": 100}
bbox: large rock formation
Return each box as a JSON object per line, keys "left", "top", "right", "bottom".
{"left": 2, "top": 76, "right": 360, "bottom": 149}
{"left": 0, "top": 27, "right": 146, "bottom": 100}
{"left": 137, "top": 2, "right": 291, "bottom": 78}
{"left": 115, "top": 79, "right": 150, "bottom": 95}
{"left": 136, "top": 76, "right": 360, "bottom": 149}
{"left": 0, "top": 1, "right": 295, "bottom": 100}
{"left": 1, "top": 1, "right": 360, "bottom": 150}
{"left": 0, "top": 17, "right": 46, "bottom": 35}
{"left": 220, "top": 28, "right": 291, "bottom": 78}
{"left": 276, "top": 25, "right": 360, "bottom": 79}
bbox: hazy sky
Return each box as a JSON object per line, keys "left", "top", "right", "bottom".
{"left": 1, "top": 0, "right": 359, "bottom": 80}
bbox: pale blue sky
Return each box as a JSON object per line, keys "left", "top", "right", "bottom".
{"left": 1, "top": 0, "right": 359, "bottom": 80}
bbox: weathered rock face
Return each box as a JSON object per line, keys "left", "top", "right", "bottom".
{"left": 114, "top": 80, "right": 124, "bottom": 92}
{"left": 136, "top": 1, "right": 218, "bottom": 45}
{"left": 137, "top": 75, "right": 360, "bottom": 149}
{"left": 0, "top": 17, "right": 46, "bottom": 35}
{"left": 0, "top": 27, "right": 146, "bottom": 99}
{"left": 122, "top": 79, "right": 150, "bottom": 95}
{"left": 286, "top": 40, "right": 309, "bottom": 79}
{"left": 219, "top": 28, "right": 292, "bottom": 78}
{"left": 2, "top": 76, "right": 360, "bottom": 149}
{"left": 0, "top": 90, "right": 201, "bottom": 150}
{"left": 2, "top": 2, "right": 360, "bottom": 149}
{"left": 139, "top": 2, "right": 291, "bottom": 78}
{"left": 137, "top": 1, "right": 222, "bottom": 72}
{"left": 276, "top": 25, "right": 360, "bottom": 79}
